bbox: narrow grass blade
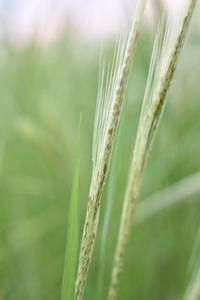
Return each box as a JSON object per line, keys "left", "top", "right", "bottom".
{"left": 184, "top": 227, "right": 200, "bottom": 300}
{"left": 0, "top": 137, "right": 6, "bottom": 180}
{"left": 61, "top": 116, "right": 81, "bottom": 300}
{"left": 135, "top": 171, "right": 200, "bottom": 223}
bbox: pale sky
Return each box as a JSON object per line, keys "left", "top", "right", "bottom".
{"left": 0, "top": 0, "right": 199, "bottom": 46}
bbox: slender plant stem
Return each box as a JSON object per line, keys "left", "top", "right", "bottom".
{"left": 108, "top": 1, "right": 197, "bottom": 299}
{"left": 74, "top": 1, "right": 146, "bottom": 299}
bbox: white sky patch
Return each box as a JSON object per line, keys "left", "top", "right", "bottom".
{"left": 0, "top": 0, "right": 199, "bottom": 46}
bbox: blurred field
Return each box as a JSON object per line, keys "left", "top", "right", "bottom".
{"left": 0, "top": 16, "right": 200, "bottom": 300}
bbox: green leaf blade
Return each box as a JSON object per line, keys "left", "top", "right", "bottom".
{"left": 61, "top": 117, "right": 81, "bottom": 300}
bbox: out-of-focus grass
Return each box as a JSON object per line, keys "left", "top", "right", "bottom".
{"left": 0, "top": 20, "right": 200, "bottom": 300}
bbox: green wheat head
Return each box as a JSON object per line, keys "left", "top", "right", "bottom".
{"left": 108, "top": 1, "right": 197, "bottom": 298}
{"left": 74, "top": 1, "right": 147, "bottom": 299}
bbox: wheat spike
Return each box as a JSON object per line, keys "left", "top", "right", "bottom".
{"left": 108, "top": 1, "right": 197, "bottom": 299}
{"left": 74, "top": 1, "right": 147, "bottom": 299}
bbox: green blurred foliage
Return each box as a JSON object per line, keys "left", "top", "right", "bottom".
{"left": 0, "top": 21, "right": 200, "bottom": 300}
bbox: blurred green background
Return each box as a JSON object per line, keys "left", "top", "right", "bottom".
{"left": 0, "top": 13, "right": 200, "bottom": 300}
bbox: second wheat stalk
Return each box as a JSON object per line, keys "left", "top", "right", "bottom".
{"left": 108, "top": 1, "right": 197, "bottom": 298}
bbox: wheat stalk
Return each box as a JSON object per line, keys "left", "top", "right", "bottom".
{"left": 74, "top": 1, "right": 147, "bottom": 299}
{"left": 108, "top": 1, "right": 197, "bottom": 299}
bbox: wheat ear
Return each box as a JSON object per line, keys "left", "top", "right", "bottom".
{"left": 74, "top": 1, "right": 147, "bottom": 299}
{"left": 108, "top": 1, "right": 197, "bottom": 299}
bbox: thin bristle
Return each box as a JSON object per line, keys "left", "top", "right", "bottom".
{"left": 93, "top": 27, "right": 128, "bottom": 173}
